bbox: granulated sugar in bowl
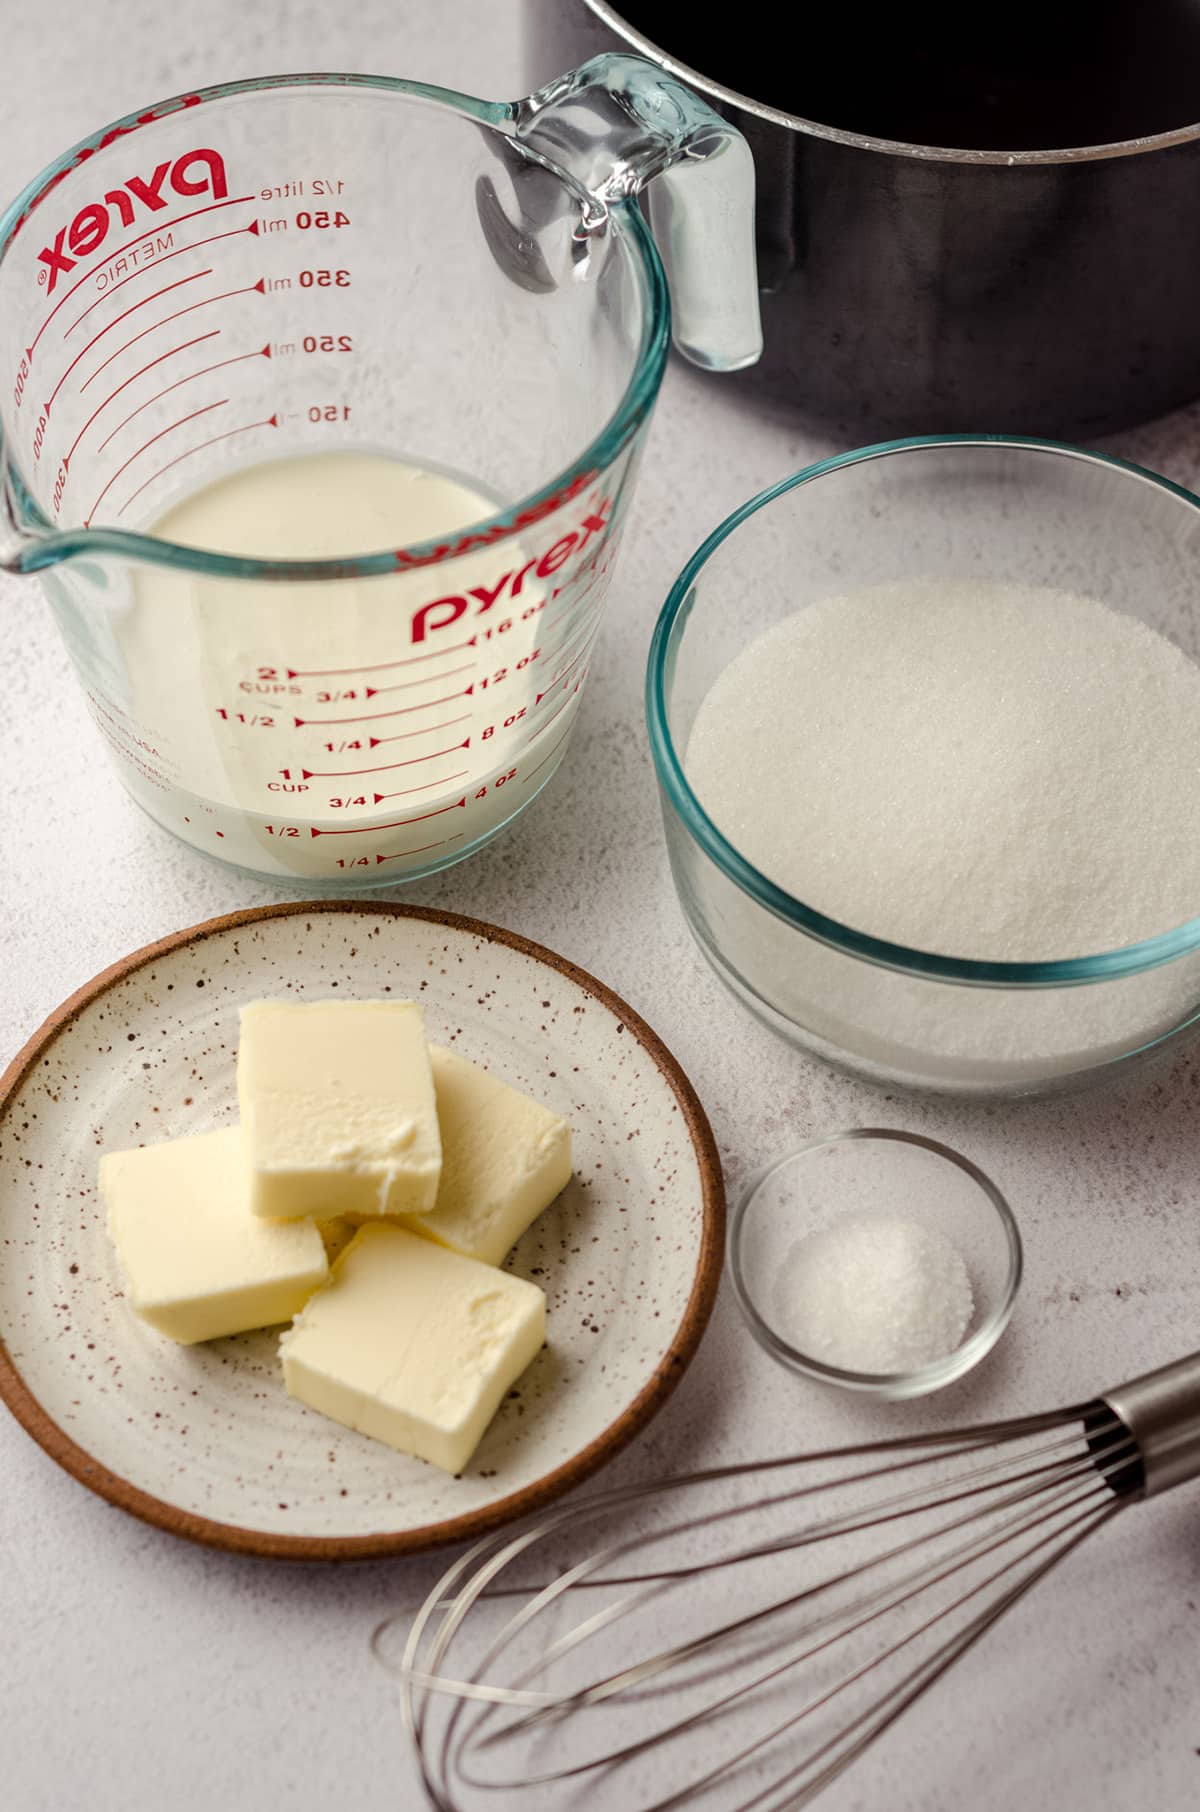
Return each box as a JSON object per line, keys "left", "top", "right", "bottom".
{"left": 648, "top": 438, "right": 1200, "bottom": 1096}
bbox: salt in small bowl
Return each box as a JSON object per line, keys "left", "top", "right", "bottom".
{"left": 728, "top": 1128, "right": 1022, "bottom": 1399}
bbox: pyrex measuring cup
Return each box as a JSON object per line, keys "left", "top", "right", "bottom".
{"left": 0, "top": 57, "right": 759, "bottom": 883}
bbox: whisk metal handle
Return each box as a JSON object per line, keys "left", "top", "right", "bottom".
{"left": 1101, "top": 1350, "right": 1200, "bottom": 1498}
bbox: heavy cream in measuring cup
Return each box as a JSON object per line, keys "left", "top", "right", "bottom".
{"left": 109, "top": 451, "right": 606, "bottom": 878}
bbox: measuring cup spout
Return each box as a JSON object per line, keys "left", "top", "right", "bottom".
{"left": 514, "top": 54, "right": 762, "bottom": 373}
{"left": 0, "top": 422, "right": 66, "bottom": 573}
{"left": 0, "top": 434, "right": 33, "bottom": 572}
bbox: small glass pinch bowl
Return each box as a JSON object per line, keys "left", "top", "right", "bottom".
{"left": 728, "top": 1129, "right": 1022, "bottom": 1399}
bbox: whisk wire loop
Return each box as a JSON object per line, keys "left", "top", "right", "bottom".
{"left": 388, "top": 1365, "right": 1200, "bottom": 1812}
{"left": 451, "top": 1461, "right": 1125, "bottom": 1795}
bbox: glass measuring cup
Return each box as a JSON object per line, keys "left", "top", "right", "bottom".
{"left": 0, "top": 57, "right": 759, "bottom": 884}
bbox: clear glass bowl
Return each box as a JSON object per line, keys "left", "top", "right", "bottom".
{"left": 646, "top": 436, "right": 1200, "bottom": 1096}
{"left": 728, "top": 1129, "right": 1022, "bottom": 1398}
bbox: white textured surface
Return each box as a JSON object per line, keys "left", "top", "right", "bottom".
{"left": 1, "top": 5, "right": 1198, "bottom": 1810}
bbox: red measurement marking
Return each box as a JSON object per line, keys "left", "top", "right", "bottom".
{"left": 25, "top": 194, "right": 255, "bottom": 361}
{"left": 538, "top": 587, "right": 595, "bottom": 639}
{"left": 64, "top": 330, "right": 218, "bottom": 466}
{"left": 310, "top": 798, "right": 467, "bottom": 838}
{"left": 544, "top": 562, "right": 607, "bottom": 628}
{"left": 372, "top": 770, "right": 469, "bottom": 802}
{"left": 375, "top": 835, "right": 465, "bottom": 865}
{"left": 86, "top": 396, "right": 228, "bottom": 525}
{"left": 363, "top": 663, "right": 474, "bottom": 700}
{"left": 64, "top": 223, "right": 258, "bottom": 336}
{"left": 80, "top": 281, "right": 264, "bottom": 393}
{"left": 98, "top": 344, "right": 270, "bottom": 454}
{"left": 535, "top": 622, "right": 596, "bottom": 684}
{"left": 294, "top": 687, "right": 471, "bottom": 729}
{"left": 550, "top": 636, "right": 597, "bottom": 688}
{"left": 542, "top": 632, "right": 598, "bottom": 697}
{"left": 301, "top": 738, "right": 471, "bottom": 780}
{"left": 115, "top": 413, "right": 278, "bottom": 520}
{"left": 521, "top": 726, "right": 573, "bottom": 786}
{"left": 371, "top": 716, "right": 471, "bottom": 746}
{"left": 532, "top": 603, "right": 573, "bottom": 647}
{"left": 539, "top": 601, "right": 603, "bottom": 665}
{"left": 304, "top": 716, "right": 470, "bottom": 760}
{"left": 46, "top": 269, "right": 212, "bottom": 414}
{"left": 286, "top": 637, "right": 477, "bottom": 681}
{"left": 532, "top": 686, "right": 581, "bottom": 741}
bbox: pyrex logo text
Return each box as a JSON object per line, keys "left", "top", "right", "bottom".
{"left": 410, "top": 502, "right": 611, "bottom": 644}
{"left": 37, "top": 149, "right": 228, "bottom": 293}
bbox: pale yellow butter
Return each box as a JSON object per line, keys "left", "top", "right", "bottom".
{"left": 280, "top": 1224, "right": 546, "bottom": 1473}
{"left": 391, "top": 1046, "right": 572, "bottom": 1266}
{"left": 100, "top": 1127, "right": 329, "bottom": 1345}
{"left": 237, "top": 999, "right": 441, "bottom": 1220}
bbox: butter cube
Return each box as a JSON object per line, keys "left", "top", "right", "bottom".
{"left": 393, "top": 1046, "right": 572, "bottom": 1266}
{"left": 280, "top": 1224, "right": 546, "bottom": 1473}
{"left": 238, "top": 1000, "right": 441, "bottom": 1220}
{"left": 101, "top": 1127, "right": 329, "bottom": 1345}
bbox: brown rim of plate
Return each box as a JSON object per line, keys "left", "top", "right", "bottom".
{"left": 0, "top": 900, "right": 725, "bottom": 1562}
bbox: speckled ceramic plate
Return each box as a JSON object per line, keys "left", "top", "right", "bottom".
{"left": 0, "top": 903, "right": 723, "bottom": 1558}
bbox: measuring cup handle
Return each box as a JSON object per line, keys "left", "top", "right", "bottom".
{"left": 514, "top": 54, "right": 762, "bottom": 373}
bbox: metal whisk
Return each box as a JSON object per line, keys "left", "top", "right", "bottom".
{"left": 382, "top": 1351, "right": 1200, "bottom": 1812}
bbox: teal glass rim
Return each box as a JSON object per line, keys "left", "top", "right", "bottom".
{"left": 646, "top": 433, "right": 1200, "bottom": 990}
{"left": 0, "top": 70, "right": 671, "bottom": 581}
